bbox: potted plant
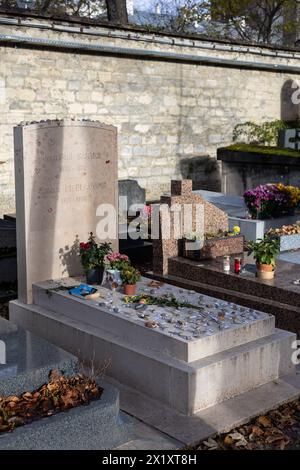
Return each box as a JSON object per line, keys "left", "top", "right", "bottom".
{"left": 247, "top": 235, "right": 280, "bottom": 280}
{"left": 79, "top": 233, "right": 112, "bottom": 285}
{"left": 182, "top": 227, "right": 244, "bottom": 261}
{"left": 244, "top": 184, "right": 300, "bottom": 220}
{"left": 120, "top": 263, "right": 141, "bottom": 295}
{"left": 104, "top": 252, "right": 130, "bottom": 287}
{"left": 183, "top": 232, "right": 204, "bottom": 259}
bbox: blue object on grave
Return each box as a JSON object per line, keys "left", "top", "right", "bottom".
{"left": 69, "top": 284, "right": 97, "bottom": 298}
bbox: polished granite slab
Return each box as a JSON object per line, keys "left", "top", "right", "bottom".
{"left": 0, "top": 317, "right": 77, "bottom": 396}
{"left": 168, "top": 254, "right": 300, "bottom": 309}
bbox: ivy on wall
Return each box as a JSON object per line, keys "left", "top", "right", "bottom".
{"left": 233, "top": 119, "right": 300, "bottom": 146}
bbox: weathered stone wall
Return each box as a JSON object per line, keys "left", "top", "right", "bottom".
{"left": 0, "top": 15, "right": 300, "bottom": 215}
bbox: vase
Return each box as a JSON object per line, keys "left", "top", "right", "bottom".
{"left": 106, "top": 269, "right": 122, "bottom": 287}
{"left": 124, "top": 284, "right": 137, "bottom": 295}
{"left": 85, "top": 266, "right": 104, "bottom": 285}
{"left": 256, "top": 263, "right": 275, "bottom": 280}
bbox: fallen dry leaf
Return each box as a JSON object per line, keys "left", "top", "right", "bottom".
{"left": 49, "top": 369, "right": 61, "bottom": 382}
{"left": 257, "top": 415, "right": 272, "bottom": 428}
{"left": 251, "top": 425, "right": 264, "bottom": 436}
{"left": 224, "top": 435, "right": 233, "bottom": 446}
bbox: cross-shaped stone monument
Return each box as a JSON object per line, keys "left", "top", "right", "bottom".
{"left": 152, "top": 179, "right": 228, "bottom": 275}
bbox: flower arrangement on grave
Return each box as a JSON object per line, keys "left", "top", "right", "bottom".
{"left": 124, "top": 293, "right": 207, "bottom": 311}
{"left": 244, "top": 184, "right": 300, "bottom": 220}
{"left": 137, "top": 204, "right": 153, "bottom": 239}
{"left": 184, "top": 231, "right": 203, "bottom": 241}
{"left": 182, "top": 226, "right": 244, "bottom": 261}
{"left": 247, "top": 235, "right": 280, "bottom": 280}
{"left": 140, "top": 204, "right": 152, "bottom": 221}
{"left": 267, "top": 221, "right": 300, "bottom": 237}
{"left": 104, "top": 252, "right": 130, "bottom": 288}
{"left": 104, "top": 252, "right": 130, "bottom": 270}
{"left": 79, "top": 233, "right": 112, "bottom": 284}
{"left": 204, "top": 227, "right": 241, "bottom": 240}
{"left": 183, "top": 231, "right": 204, "bottom": 252}
{"left": 120, "top": 263, "right": 141, "bottom": 295}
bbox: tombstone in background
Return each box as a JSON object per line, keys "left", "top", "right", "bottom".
{"left": 152, "top": 180, "right": 228, "bottom": 275}
{"left": 118, "top": 179, "right": 146, "bottom": 213}
{"left": 14, "top": 120, "right": 118, "bottom": 304}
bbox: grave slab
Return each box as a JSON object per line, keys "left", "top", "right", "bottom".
{"left": 14, "top": 120, "right": 118, "bottom": 304}
{"left": 0, "top": 316, "right": 77, "bottom": 396}
{"left": 9, "top": 277, "right": 296, "bottom": 415}
{"left": 0, "top": 378, "right": 132, "bottom": 450}
{"left": 32, "top": 278, "right": 275, "bottom": 363}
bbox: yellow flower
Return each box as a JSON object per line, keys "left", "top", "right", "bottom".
{"left": 233, "top": 225, "right": 241, "bottom": 234}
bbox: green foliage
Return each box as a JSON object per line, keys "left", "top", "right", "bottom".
{"left": 233, "top": 120, "right": 300, "bottom": 146}
{"left": 79, "top": 233, "right": 112, "bottom": 271}
{"left": 183, "top": 231, "right": 203, "bottom": 241}
{"left": 223, "top": 143, "right": 300, "bottom": 158}
{"left": 124, "top": 293, "right": 204, "bottom": 310}
{"left": 146, "top": 0, "right": 300, "bottom": 44}
{"left": 120, "top": 263, "right": 141, "bottom": 285}
{"left": 247, "top": 235, "right": 280, "bottom": 265}
{"left": 0, "top": 0, "right": 106, "bottom": 19}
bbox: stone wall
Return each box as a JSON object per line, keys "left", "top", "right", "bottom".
{"left": 1, "top": 14, "right": 300, "bottom": 214}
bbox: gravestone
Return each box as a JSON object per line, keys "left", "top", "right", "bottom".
{"left": 118, "top": 179, "right": 146, "bottom": 213}
{"left": 0, "top": 316, "right": 77, "bottom": 396}
{"left": 278, "top": 128, "right": 300, "bottom": 151}
{"left": 14, "top": 120, "right": 118, "bottom": 304}
{"left": 0, "top": 316, "right": 131, "bottom": 450}
{"left": 153, "top": 180, "right": 228, "bottom": 275}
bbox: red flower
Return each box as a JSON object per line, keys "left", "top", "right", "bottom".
{"left": 80, "top": 242, "right": 90, "bottom": 251}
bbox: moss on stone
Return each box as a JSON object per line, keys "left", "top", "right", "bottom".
{"left": 222, "top": 143, "right": 300, "bottom": 158}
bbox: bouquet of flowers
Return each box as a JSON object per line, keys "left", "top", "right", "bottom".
{"left": 120, "top": 263, "right": 141, "bottom": 286}
{"left": 104, "top": 252, "right": 130, "bottom": 270}
{"left": 79, "top": 233, "right": 112, "bottom": 272}
{"left": 244, "top": 184, "right": 300, "bottom": 220}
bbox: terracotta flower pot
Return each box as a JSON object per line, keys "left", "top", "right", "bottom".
{"left": 124, "top": 284, "right": 137, "bottom": 296}
{"left": 256, "top": 263, "right": 275, "bottom": 280}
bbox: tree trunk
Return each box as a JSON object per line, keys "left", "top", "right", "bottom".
{"left": 105, "top": 0, "right": 128, "bottom": 24}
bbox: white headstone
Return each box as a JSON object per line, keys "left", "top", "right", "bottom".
{"left": 14, "top": 120, "right": 118, "bottom": 304}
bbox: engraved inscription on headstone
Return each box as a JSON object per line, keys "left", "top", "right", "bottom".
{"left": 14, "top": 120, "right": 118, "bottom": 304}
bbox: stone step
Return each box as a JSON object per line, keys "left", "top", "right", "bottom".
{"left": 10, "top": 300, "right": 296, "bottom": 415}
{"left": 32, "top": 281, "right": 275, "bottom": 363}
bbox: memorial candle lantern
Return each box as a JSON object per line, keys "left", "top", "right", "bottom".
{"left": 234, "top": 257, "right": 242, "bottom": 274}
{"left": 223, "top": 256, "right": 231, "bottom": 273}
